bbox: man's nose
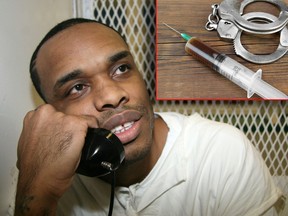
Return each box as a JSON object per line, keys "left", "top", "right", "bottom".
{"left": 93, "top": 79, "right": 129, "bottom": 111}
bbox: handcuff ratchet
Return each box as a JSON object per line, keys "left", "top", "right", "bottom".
{"left": 206, "top": 0, "right": 288, "bottom": 63}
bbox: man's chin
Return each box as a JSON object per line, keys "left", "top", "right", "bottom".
{"left": 121, "top": 143, "right": 151, "bottom": 167}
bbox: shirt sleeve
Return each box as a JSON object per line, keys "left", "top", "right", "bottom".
{"left": 207, "top": 124, "right": 284, "bottom": 216}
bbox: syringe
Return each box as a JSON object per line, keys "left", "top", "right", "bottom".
{"left": 163, "top": 23, "right": 288, "bottom": 99}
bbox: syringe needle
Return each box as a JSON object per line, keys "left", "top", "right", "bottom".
{"left": 163, "top": 22, "right": 182, "bottom": 35}
{"left": 162, "top": 22, "right": 192, "bottom": 41}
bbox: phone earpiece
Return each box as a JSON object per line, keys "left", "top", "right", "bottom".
{"left": 76, "top": 128, "right": 125, "bottom": 177}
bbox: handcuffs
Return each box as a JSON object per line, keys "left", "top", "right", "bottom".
{"left": 205, "top": 0, "right": 288, "bottom": 64}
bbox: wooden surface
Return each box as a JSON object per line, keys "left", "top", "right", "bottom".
{"left": 156, "top": 0, "right": 288, "bottom": 100}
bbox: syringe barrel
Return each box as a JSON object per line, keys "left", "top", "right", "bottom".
{"left": 185, "top": 37, "right": 222, "bottom": 70}
{"left": 185, "top": 37, "right": 288, "bottom": 99}
{"left": 185, "top": 37, "right": 252, "bottom": 91}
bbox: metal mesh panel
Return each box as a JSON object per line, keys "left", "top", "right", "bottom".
{"left": 75, "top": 0, "right": 156, "bottom": 99}
{"left": 74, "top": 0, "right": 288, "bottom": 211}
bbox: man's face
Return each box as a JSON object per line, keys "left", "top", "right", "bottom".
{"left": 36, "top": 23, "right": 154, "bottom": 164}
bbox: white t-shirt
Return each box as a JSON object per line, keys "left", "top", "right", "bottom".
{"left": 57, "top": 112, "right": 283, "bottom": 216}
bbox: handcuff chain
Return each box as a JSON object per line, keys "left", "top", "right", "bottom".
{"left": 205, "top": 4, "right": 220, "bottom": 31}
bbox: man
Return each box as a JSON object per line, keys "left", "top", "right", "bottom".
{"left": 15, "top": 18, "right": 284, "bottom": 215}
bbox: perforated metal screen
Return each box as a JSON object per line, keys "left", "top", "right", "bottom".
{"left": 74, "top": 0, "right": 288, "bottom": 211}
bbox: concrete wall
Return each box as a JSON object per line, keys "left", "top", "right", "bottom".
{"left": 0, "top": 0, "right": 73, "bottom": 214}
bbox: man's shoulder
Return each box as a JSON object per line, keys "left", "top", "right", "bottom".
{"left": 161, "top": 112, "right": 251, "bottom": 161}
{"left": 157, "top": 111, "right": 242, "bottom": 137}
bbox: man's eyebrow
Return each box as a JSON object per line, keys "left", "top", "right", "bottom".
{"left": 53, "top": 51, "right": 131, "bottom": 91}
{"left": 108, "top": 50, "right": 131, "bottom": 63}
{"left": 53, "top": 69, "right": 82, "bottom": 91}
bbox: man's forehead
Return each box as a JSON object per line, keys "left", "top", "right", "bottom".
{"left": 65, "top": 22, "right": 116, "bottom": 33}
{"left": 46, "top": 22, "right": 123, "bottom": 45}
{"left": 37, "top": 22, "right": 128, "bottom": 67}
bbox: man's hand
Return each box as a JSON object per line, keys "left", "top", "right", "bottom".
{"left": 15, "top": 104, "right": 97, "bottom": 215}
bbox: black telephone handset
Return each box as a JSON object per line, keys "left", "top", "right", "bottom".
{"left": 76, "top": 128, "right": 125, "bottom": 177}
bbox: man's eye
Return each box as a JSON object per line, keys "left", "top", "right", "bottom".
{"left": 69, "top": 84, "right": 87, "bottom": 95}
{"left": 114, "top": 64, "right": 131, "bottom": 75}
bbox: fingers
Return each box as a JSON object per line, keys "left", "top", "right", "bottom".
{"left": 79, "top": 114, "right": 99, "bottom": 129}
{"left": 16, "top": 104, "right": 104, "bottom": 199}
{"left": 17, "top": 104, "right": 100, "bottom": 170}
{"left": 17, "top": 103, "right": 100, "bottom": 163}
{"left": 33, "top": 104, "right": 99, "bottom": 128}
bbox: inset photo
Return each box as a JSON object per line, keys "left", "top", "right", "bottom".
{"left": 156, "top": 0, "right": 288, "bottom": 100}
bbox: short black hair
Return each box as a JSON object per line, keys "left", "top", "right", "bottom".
{"left": 30, "top": 18, "right": 126, "bottom": 101}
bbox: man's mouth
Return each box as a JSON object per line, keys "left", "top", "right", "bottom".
{"left": 102, "top": 110, "right": 142, "bottom": 144}
{"left": 110, "top": 120, "right": 140, "bottom": 144}
{"left": 111, "top": 121, "right": 134, "bottom": 134}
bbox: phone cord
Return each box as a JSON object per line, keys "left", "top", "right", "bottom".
{"left": 108, "top": 171, "right": 115, "bottom": 216}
